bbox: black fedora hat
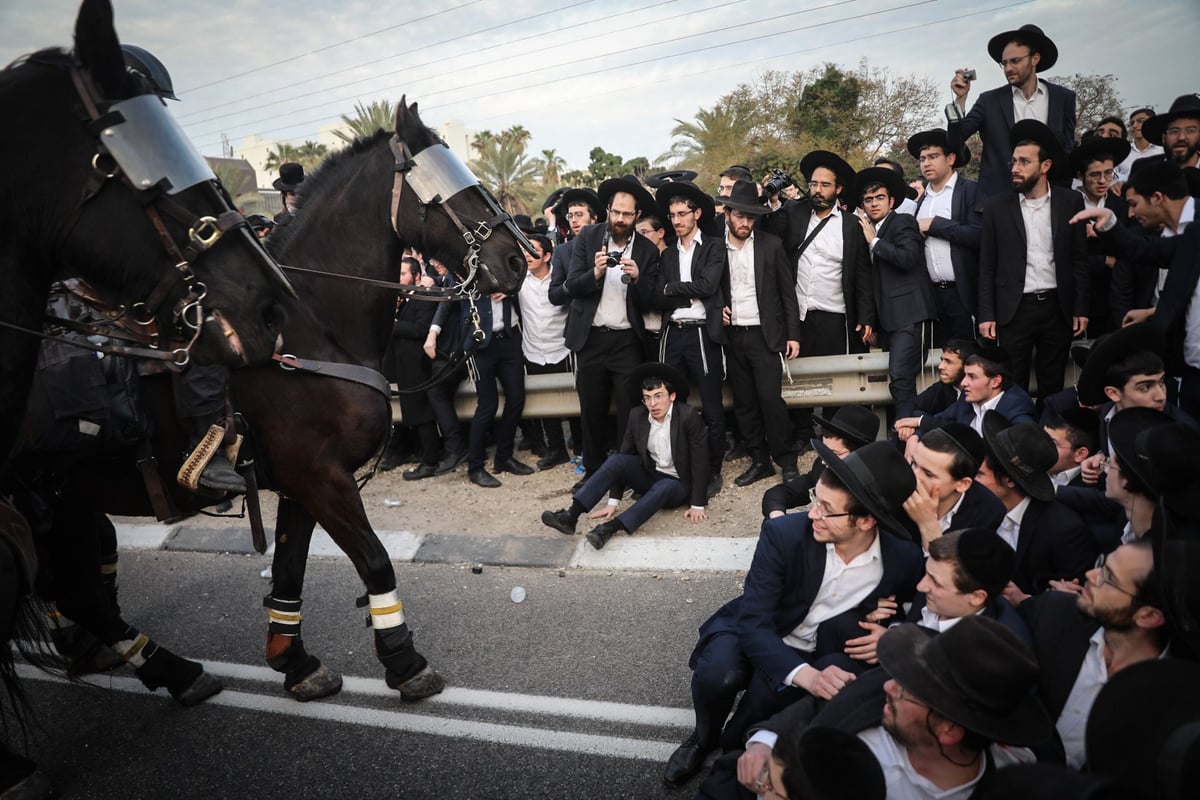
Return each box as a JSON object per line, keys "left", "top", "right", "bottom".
{"left": 1107, "top": 407, "right": 1181, "bottom": 497}
{"left": 1075, "top": 323, "right": 1165, "bottom": 406}
{"left": 645, "top": 170, "right": 698, "bottom": 189}
{"left": 656, "top": 181, "right": 716, "bottom": 225}
{"left": 598, "top": 174, "right": 656, "bottom": 216}
{"left": 717, "top": 180, "right": 770, "bottom": 215}
{"left": 272, "top": 162, "right": 305, "bottom": 192}
{"left": 799, "top": 150, "right": 855, "bottom": 192}
{"left": 554, "top": 187, "right": 606, "bottom": 224}
{"left": 630, "top": 361, "right": 689, "bottom": 403}
{"left": 1141, "top": 93, "right": 1200, "bottom": 146}
{"left": 1071, "top": 135, "right": 1133, "bottom": 177}
{"left": 542, "top": 187, "right": 568, "bottom": 213}
{"left": 814, "top": 405, "right": 879, "bottom": 448}
{"left": 1010, "top": 119, "right": 1066, "bottom": 165}
{"left": 877, "top": 616, "right": 1053, "bottom": 746}
{"left": 513, "top": 214, "right": 537, "bottom": 234}
{"left": 981, "top": 411, "right": 1056, "bottom": 502}
{"left": 906, "top": 128, "right": 971, "bottom": 169}
{"left": 987, "top": 23, "right": 1058, "bottom": 72}
{"left": 949, "top": 527, "right": 1016, "bottom": 598}
{"left": 813, "top": 440, "right": 916, "bottom": 536}
{"left": 852, "top": 166, "right": 908, "bottom": 207}
{"left": 1086, "top": 659, "right": 1200, "bottom": 800}
{"left": 777, "top": 725, "right": 885, "bottom": 800}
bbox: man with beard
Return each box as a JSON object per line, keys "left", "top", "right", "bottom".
{"left": 563, "top": 176, "right": 659, "bottom": 485}
{"left": 908, "top": 129, "right": 982, "bottom": 344}
{"left": 548, "top": 188, "right": 604, "bottom": 307}
{"left": 977, "top": 120, "right": 1089, "bottom": 398}
{"left": 718, "top": 181, "right": 801, "bottom": 487}
{"left": 1018, "top": 540, "right": 1167, "bottom": 768}
{"left": 946, "top": 23, "right": 1076, "bottom": 209}
{"left": 1143, "top": 94, "right": 1200, "bottom": 170}
{"left": 652, "top": 182, "right": 727, "bottom": 496}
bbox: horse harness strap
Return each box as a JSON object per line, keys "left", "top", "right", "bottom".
{"left": 272, "top": 354, "right": 392, "bottom": 399}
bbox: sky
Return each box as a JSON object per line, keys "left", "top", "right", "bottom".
{"left": 3, "top": 0, "right": 1197, "bottom": 176}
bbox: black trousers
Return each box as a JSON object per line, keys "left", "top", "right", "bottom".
{"left": 931, "top": 282, "right": 975, "bottom": 345}
{"left": 725, "top": 326, "right": 792, "bottom": 467}
{"left": 522, "top": 357, "right": 579, "bottom": 454}
{"left": 468, "top": 332, "right": 526, "bottom": 471}
{"left": 575, "top": 328, "right": 642, "bottom": 474}
{"left": 997, "top": 290, "right": 1072, "bottom": 398}
{"left": 428, "top": 360, "right": 467, "bottom": 457}
{"left": 662, "top": 323, "right": 726, "bottom": 474}
{"left": 793, "top": 309, "right": 862, "bottom": 441}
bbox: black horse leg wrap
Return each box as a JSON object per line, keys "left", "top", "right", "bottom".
{"left": 376, "top": 624, "right": 428, "bottom": 689}
{"left": 270, "top": 637, "right": 321, "bottom": 691}
{"left": 134, "top": 641, "right": 202, "bottom": 694}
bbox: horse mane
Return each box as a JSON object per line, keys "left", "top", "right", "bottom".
{"left": 2, "top": 47, "right": 72, "bottom": 76}
{"left": 265, "top": 129, "right": 392, "bottom": 257}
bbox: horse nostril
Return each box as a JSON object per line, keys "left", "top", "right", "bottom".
{"left": 261, "top": 302, "right": 284, "bottom": 332}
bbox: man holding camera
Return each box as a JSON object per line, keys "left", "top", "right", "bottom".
{"left": 945, "top": 24, "right": 1076, "bottom": 209}
{"left": 563, "top": 176, "right": 660, "bottom": 484}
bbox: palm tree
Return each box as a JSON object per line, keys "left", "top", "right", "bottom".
{"left": 469, "top": 132, "right": 541, "bottom": 216}
{"left": 334, "top": 99, "right": 396, "bottom": 144}
{"left": 297, "top": 141, "right": 328, "bottom": 170}
{"left": 536, "top": 148, "right": 567, "bottom": 186}
{"left": 263, "top": 143, "right": 303, "bottom": 172}
{"left": 661, "top": 104, "right": 747, "bottom": 185}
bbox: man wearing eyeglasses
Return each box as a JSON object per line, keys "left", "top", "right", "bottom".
{"left": 1018, "top": 540, "right": 1167, "bottom": 768}
{"left": 1071, "top": 135, "right": 1134, "bottom": 337}
{"left": 945, "top": 23, "right": 1076, "bottom": 210}
{"left": 1143, "top": 95, "right": 1200, "bottom": 170}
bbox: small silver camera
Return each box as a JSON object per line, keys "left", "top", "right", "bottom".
{"left": 961, "top": 68, "right": 977, "bottom": 82}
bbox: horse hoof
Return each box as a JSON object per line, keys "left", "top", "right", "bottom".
{"left": 66, "top": 646, "right": 125, "bottom": 676}
{"left": 288, "top": 663, "right": 343, "bottom": 702}
{"left": 397, "top": 666, "right": 446, "bottom": 701}
{"left": 171, "top": 671, "right": 223, "bottom": 707}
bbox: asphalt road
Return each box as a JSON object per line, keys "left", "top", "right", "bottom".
{"left": 17, "top": 549, "right": 748, "bottom": 799}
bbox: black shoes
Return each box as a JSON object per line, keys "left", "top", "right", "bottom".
{"left": 468, "top": 468, "right": 501, "bottom": 488}
{"left": 724, "top": 442, "right": 749, "bottom": 462}
{"left": 495, "top": 457, "right": 534, "bottom": 476}
{"left": 706, "top": 472, "right": 723, "bottom": 499}
{"left": 586, "top": 520, "right": 622, "bottom": 550}
{"left": 541, "top": 509, "right": 577, "bottom": 536}
{"left": 734, "top": 461, "right": 775, "bottom": 487}
{"left": 536, "top": 449, "right": 571, "bottom": 470}
{"left": 781, "top": 465, "right": 801, "bottom": 483}
{"left": 663, "top": 731, "right": 711, "bottom": 787}
{"left": 402, "top": 463, "right": 437, "bottom": 481}
{"left": 434, "top": 448, "right": 467, "bottom": 475}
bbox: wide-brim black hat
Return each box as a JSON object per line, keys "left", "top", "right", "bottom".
{"left": 272, "top": 161, "right": 305, "bottom": 192}
{"left": 1075, "top": 323, "right": 1165, "bottom": 406}
{"left": 813, "top": 440, "right": 915, "bottom": 536}
{"left": 1107, "top": 406, "right": 1177, "bottom": 496}
{"left": 981, "top": 411, "right": 1056, "bottom": 502}
{"left": 717, "top": 179, "right": 770, "bottom": 215}
{"left": 554, "top": 187, "right": 606, "bottom": 224}
{"left": 814, "top": 405, "right": 879, "bottom": 448}
{"left": 987, "top": 23, "right": 1058, "bottom": 72}
{"left": 799, "top": 150, "right": 855, "bottom": 192}
{"left": 598, "top": 175, "right": 656, "bottom": 216}
{"left": 1142, "top": 93, "right": 1200, "bottom": 146}
{"left": 645, "top": 170, "right": 698, "bottom": 188}
{"left": 1086, "top": 659, "right": 1200, "bottom": 799}
{"left": 852, "top": 167, "right": 908, "bottom": 207}
{"left": 656, "top": 181, "right": 716, "bottom": 226}
{"left": 1010, "top": 119, "right": 1066, "bottom": 170}
{"left": 542, "top": 187, "right": 568, "bottom": 213}
{"left": 877, "top": 617, "right": 1053, "bottom": 746}
{"left": 631, "top": 361, "right": 689, "bottom": 404}
{"left": 906, "top": 128, "right": 972, "bottom": 169}
{"left": 1071, "top": 135, "right": 1133, "bottom": 176}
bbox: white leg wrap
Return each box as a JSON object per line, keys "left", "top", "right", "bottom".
{"left": 368, "top": 590, "right": 406, "bottom": 630}
{"left": 113, "top": 633, "right": 151, "bottom": 668}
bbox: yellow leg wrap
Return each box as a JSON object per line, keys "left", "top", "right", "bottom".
{"left": 176, "top": 424, "right": 225, "bottom": 491}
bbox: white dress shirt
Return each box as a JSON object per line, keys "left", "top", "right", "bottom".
{"left": 518, "top": 271, "right": 570, "bottom": 365}
{"left": 1051, "top": 466, "right": 1082, "bottom": 489}
{"left": 1118, "top": 142, "right": 1164, "bottom": 181}
{"left": 1019, "top": 189, "right": 1057, "bottom": 293}
{"left": 970, "top": 390, "right": 1006, "bottom": 436}
{"left": 997, "top": 495, "right": 1032, "bottom": 550}
{"left": 858, "top": 727, "right": 1034, "bottom": 800}
{"left": 1012, "top": 80, "right": 1050, "bottom": 123}
{"left": 592, "top": 237, "right": 633, "bottom": 330}
{"left": 796, "top": 206, "right": 846, "bottom": 319}
{"left": 917, "top": 173, "right": 958, "bottom": 283}
{"left": 727, "top": 232, "right": 760, "bottom": 326}
{"left": 672, "top": 231, "right": 706, "bottom": 322}
{"left": 646, "top": 405, "right": 678, "bottom": 479}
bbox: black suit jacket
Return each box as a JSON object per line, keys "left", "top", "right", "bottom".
{"left": 870, "top": 212, "right": 935, "bottom": 331}
{"left": 914, "top": 175, "right": 984, "bottom": 317}
{"left": 897, "top": 480, "right": 1006, "bottom": 544}
{"left": 547, "top": 237, "right": 577, "bottom": 307}
{"left": 978, "top": 188, "right": 1090, "bottom": 327}
{"left": 1018, "top": 591, "right": 1100, "bottom": 721}
{"left": 947, "top": 80, "right": 1077, "bottom": 209}
{"left": 765, "top": 200, "right": 875, "bottom": 331}
{"left": 1011, "top": 498, "right": 1098, "bottom": 595}
{"left": 620, "top": 400, "right": 709, "bottom": 508}
{"left": 913, "top": 380, "right": 960, "bottom": 418}
{"left": 718, "top": 229, "right": 802, "bottom": 352}
{"left": 651, "top": 232, "right": 728, "bottom": 344}
{"left": 562, "top": 223, "right": 658, "bottom": 351}
{"left": 693, "top": 516, "right": 924, "bottom": 689}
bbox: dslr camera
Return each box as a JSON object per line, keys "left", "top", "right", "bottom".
{"left": 606, "top": 251, "right": 631, "bottom": 284}
{"left": 764, "top": 168, "right": 796, "bottom": 196}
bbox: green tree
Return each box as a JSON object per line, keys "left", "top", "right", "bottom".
{"left": 468, "top": 125, "right": 541, "bottom": 215}
{"left": 1047, "top": 73, "right": 1125, "bottom": 134}
{"left": 794, "top": 63, "right": 865, "bottom": 156}
{"left": 661, "top": 103, "right": 747, "bottom": 189}
{"left": 586, "top": 147, "right": 626, "bottom": 184}
{"left": 263, "top": 141, "right": 326, "bottom": 172}
{"left": 536, "top": 148, "right": 567, "bottom": 186}
{"left": 335, "top": 99, "right": 396, "bottom": 144}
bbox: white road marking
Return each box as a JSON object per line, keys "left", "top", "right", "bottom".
{"left": 17, "top": 664, "right": 679, "bottom": 761}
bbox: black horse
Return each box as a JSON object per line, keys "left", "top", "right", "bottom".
{"left": 0, "top": 0, "right": 294, "bottom": 469}
{"left": 31, "top": 98, "right": 528, "bottom": 704}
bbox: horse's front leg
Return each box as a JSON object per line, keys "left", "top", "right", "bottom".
{"left": 264, "top": 496, "right": 342, "bottom": 701}
{"left": 300, "top": 470, "right": 444, "bottom": 701}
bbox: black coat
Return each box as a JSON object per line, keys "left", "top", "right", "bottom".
{"left": 1011, "top": 498, "right": 1099, "bottom": 595}
{"left": 562, "top": 223, "right": 658, "bottom": 352}
{"left": 384, "top": 298, "right": 436, "bottom": 425}
{"left": 651, "top": 232, "right": 728, "bottom": 344}
{"left": 870, "top": 211, "right": 935, "bottom": 331}
{"left": 718, "top": 228, "right": 802, "bottom": 352}
{"left": 914, "top": 175, "right": 984, "bottom": 318}
{"left": 621, "top": 400, "right": 709, "bottom": 508}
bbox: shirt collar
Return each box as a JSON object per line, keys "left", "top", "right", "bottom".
{"left": 926, "top": 171, "right": 959, "bottom": 197}
{"left": 677, "top": 229, "right": 703, "bottom": 253}
{"left": 975, "top": 390, "right": 1005, "bottom": 415}
{"left": 827, "top": 529, "right": 883, "bottom": 566}
{"left": 726, "top": 230, "right": 754, "bottom": 250}
{"left": 1020, "top": 187, "right": 1051, "bottom": 209}
{"left": 1005, "top": 495, "right": 1033, "bottom": 528}
{"left": 649, "top": 404, "right": 674, "bottom": 427}
{"left": 1011, "top": 80, "right": 1046, "bottom": 99}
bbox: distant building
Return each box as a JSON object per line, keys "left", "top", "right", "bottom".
{"left": 203, "top": 156, "right": 264, "bottom": 214}
{"left": 437, "top": 119, "right": 475, "bottom": 163}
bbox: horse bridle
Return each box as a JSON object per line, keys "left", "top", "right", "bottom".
{"left": 54, "top": 62, "right": 286, "bottom": 366}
